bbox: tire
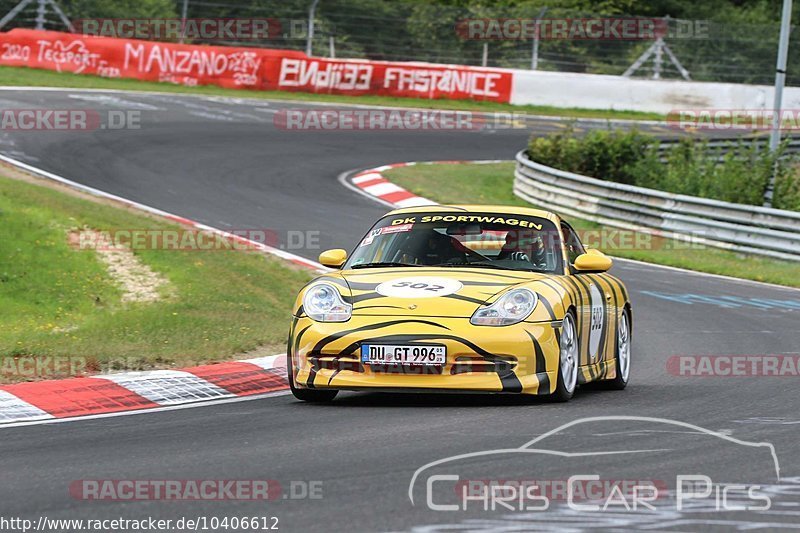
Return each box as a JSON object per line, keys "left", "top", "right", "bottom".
{"left": 605, "top": 309, "right": 631, "bottom": 390}
{"left": 287, "top": 354, "right": 338, "bottom": 403}
{"left": 552, "top": 311, "right": 579, "bottom": 402}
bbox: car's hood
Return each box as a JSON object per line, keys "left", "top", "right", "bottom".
{"left": 338, "top": 267, "right": 548, "bottom": 318}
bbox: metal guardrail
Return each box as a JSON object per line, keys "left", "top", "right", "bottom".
{"left": 514, "top": 150, "right": 800, "bottom": 262}
{"left": 656, "top": 136, "right": 800, "bottom": 162}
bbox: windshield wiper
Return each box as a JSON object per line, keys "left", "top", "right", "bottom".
{"left": 350, "top": 262, "right": 422, "bottom": 269}
{"left": 434, "top": 262, "right": 544, "bottom": 273}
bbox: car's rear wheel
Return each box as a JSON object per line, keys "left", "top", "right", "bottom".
{"left": 605, "top": 309, "right": 631, "bottom": 390}
{"left": 552, "top": 311, "right": 579, "bottom": 402}
{"left": 287, "top": 354, "right": 338, "bottom": 403}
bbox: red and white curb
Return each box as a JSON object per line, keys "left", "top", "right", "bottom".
{"left": 0, "top": 355, "right": 287, "bottom": 426}
{"left": 346, "top": 160, "right": 505, "bottom": 208}
{"left": 0, "top": 154, "right": 328, "bottom": 427}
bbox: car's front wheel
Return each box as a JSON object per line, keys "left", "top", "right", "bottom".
{"left": 604, "top": 309, "right": 631, "bottom": 390}
{"left": 552, "top": 311, "right": 579, "bottom": 402}
{"left": 287, "top": 354, "right": 338, "bottom": 402}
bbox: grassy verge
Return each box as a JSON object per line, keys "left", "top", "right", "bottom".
{"left": 0, "top": 65, "right": 663, "bottom": 121}
{"left": 384, "top": 162, "right": 800, "bottom": 288}
{"left": 0, "top": 172, "right": 311, "bottom": 382}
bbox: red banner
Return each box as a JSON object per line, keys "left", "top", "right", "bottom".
{"left": 0, "top": 29, "right": 301, "bottom": 90}
{"left": 275, "top": 57, "right": 512, "bottom": 102}
{"left": 0, "top": 29, "right": 512, "bottom": 103}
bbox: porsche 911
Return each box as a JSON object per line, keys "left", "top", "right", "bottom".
{"left": 287, "top": 205, "right": 631, "bottom": 402}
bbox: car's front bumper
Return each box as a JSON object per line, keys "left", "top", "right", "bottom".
{"left": 289, "top": 315, "right": 561, "bottom": 395}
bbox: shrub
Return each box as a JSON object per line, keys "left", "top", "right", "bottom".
{"left": 527, "top": 128, "right": 799, "bottom": 210}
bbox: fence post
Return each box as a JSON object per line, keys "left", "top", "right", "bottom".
{"left": 306, "top": 0, "right": 320, "bottom": 56}
{"left": 530, "top": 7, "right": 547, "bottom": 70}
{"left": 764, "top": 0, "right": 793, "bottom": 207}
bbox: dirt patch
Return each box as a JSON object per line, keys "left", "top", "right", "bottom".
{"left": 70, "top": 229, "right": 168, "bottom": 303}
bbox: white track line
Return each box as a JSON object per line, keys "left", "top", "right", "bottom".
{"left": 0, "top": 86, "right": 665, "bottom": 126}
{"left": 0, "top": 154, "right": 325, "bottom": 271}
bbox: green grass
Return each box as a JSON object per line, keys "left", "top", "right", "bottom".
{"left": 0, "top": 175, "right": 311, "bottom": 381}
{"left": 0, "top": 65, "right": 663, "bottom": 121}
{"left": 385, "top": 162, "right": 800, "bottom": 288}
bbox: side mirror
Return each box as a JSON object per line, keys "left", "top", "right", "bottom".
{"left": 319, "top": 249, "right": 348, "bottom": 268}
{"left": 573, "top": 250, "right": 612, "bottom": 273}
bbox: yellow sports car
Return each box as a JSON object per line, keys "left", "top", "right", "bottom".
{"left": 287, "top": 205, "right": 631, "bottom": 402}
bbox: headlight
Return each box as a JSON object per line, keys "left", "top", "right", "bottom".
{"left": 303, "top": 283, "right": 352, "bottom": 322}
{"left": 470, "top": 288, "right": 538, "bottom": 326}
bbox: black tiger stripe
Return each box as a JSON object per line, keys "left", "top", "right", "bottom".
{"left": 605, "top": 274, "right": 620, "bottom": 378}
{"left": 344, "top": 281, "right": 381, "bottom": 291}
{"left": 335, "top": 334, "right": 508, "bottom": 365}
{"left": 547, "top": 278, "right": 578, "bottom": 320}
{"left": 604, "top": 274, "right": 623, "bottom": 379}
{"left": 286, "top": 317, "right": 299, "bottom": 369}
{"left": 348, "top": 293, "right": 387, "bottom": 304}
{"left": 445, "top": 293, "right": 487, "bottom": 306}
{"left": 537, "top": 278, "right": 568, "bottom": 304}
{"left": 499, "top": 371, "right": 523, "bottom": 393}
{"left": 460, "top": 280, "right": 523, "bottom": 287}
{"left": 309, "top": 320, "right": 451, "bottom": 355}
{"left": 570, "top": 275, "right": 596, "bottom": 381}
{"left": 318, "top": 276, "right": 350, "bottom": 288}
{"left": 560, "top": 276, "right": 583, "bottom": 317}
{"left": 553, "top": 276, "right": 578, "bottom": 306}
{"left": 587, "top": 274, "right": 610, "bottom": 369}
{"left": 536, "top": 294, "right": 557, "bottom": 322}
{"left": 560, "top": 276, "right": 585, "bottom": 339}
{"left": 293, "top": 324, "right": 312, "bottom": 359}
{"left": 609, "top": 274, "right": 628, "bottom": 302}
{"left": 292, "top": 324, "right": 315, "bottom": 388}
{"left": 558, "top": 276, "right": 584, "bottom": 360}
{"left": 525, "top": 330, "right": 550, "bottom": 394}
{"left": 534, "top": 279, "right": 570, "bottom": 318}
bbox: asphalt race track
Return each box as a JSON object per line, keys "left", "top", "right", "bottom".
{"left": 1, "top": 89, "right": 799, "bottom": 532}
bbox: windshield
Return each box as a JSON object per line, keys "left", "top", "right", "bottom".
{"left": 345, "top": 212, "right": 563, "bottom": 274}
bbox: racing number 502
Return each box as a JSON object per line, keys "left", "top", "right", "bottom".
{"left": 392, "top": 281, "right": 445, "bottom": 292}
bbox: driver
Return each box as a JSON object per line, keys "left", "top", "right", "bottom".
{"left": 498, "top": 230, "right": 547, "bottom": 266}
{"left": 417, "top": 230, "right": 468, "bottom": 265}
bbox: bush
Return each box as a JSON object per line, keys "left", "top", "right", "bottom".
{"left": 527, "top": 127, "right": 800, "bottom": 211}
{"left": 528, "top": 127, "right": 656, "bottom": 185}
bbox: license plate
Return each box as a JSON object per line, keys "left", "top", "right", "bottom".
{"left": 361, "top": 344, "right": 446, "bottom": 365}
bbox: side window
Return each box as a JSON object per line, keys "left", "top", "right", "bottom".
{"left": 561, "top": 222, "right": 585, "bottom": 267}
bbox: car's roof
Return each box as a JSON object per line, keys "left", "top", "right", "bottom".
{"left": 385, "top": 204, "right": 561, "bottom": 223}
